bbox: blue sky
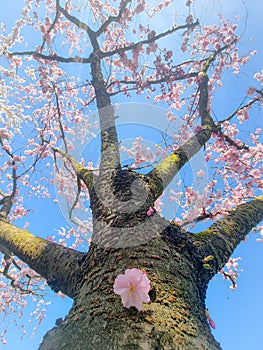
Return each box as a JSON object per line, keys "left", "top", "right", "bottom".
{"left": 0, "top": 0, "right": 263, "bottom": 349}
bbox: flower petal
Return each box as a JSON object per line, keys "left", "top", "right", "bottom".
{"left": 113, "top": 268, "right": 151, "bottom": 311}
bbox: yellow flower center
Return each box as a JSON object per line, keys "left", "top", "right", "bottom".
{"left": 128, "top": 283, "right": 135, "bottom": 296}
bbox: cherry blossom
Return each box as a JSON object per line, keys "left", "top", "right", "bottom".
{"left": 113, "top": 268, "right": 151, "bottom": 311}
{"left": 219, "top": 257, "right": 242, "bottom": 290}
{"left": 147, "top": 207, "right": 154, "bottom": 216}
{"left": 205, "top": 309, "right": 216, "bottom": 329}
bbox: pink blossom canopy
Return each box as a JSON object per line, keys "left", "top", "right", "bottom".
{"left": 113, "top": 268, "right": 151, "bottom": 311}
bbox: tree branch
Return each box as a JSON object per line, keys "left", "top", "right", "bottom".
{"left": 195, "top": 196, "right": 263, "bottom": 279}
{"left": 219, "top": 132, "right": 249, "bottom": 151}
{"left": 107, "top": 71, "right": 199, "bottom": 96}
{"left": 146, "top": 61, "right": 217, "bottom": 199}
{"left": 0, "top": 137, "right": 18, "bottom": 219}
{"left": 218, "top": 89, "right": 263, "bottom": 124}
{"left": 40, "top": 0, "right": 61, "bottom": 51}
{"left": 95, "top": 0, "right": 132, "bottom": 37}
{"left": 0, "top": 219, "right": 85, "bottom": 298}
{"left": 8, "top": 51, "right": 92, "bottom": 64}
{"left": 58, "top": 4, "right": 98, "bottom": 50}
{"left": 146, "top": 127, "right": 215, "bottom": 198}
{"left": 90, "top": 54, "right": 121, "bottom": 172}
{"left": 0, "top": 254, "right": 44, "bottom": 296}
{"left": 53, "top": 148, "right": 94, "bottom": 191}
{"left": 52, "top": 84, "right": 68, "bottom": 153}
{"left": 144, "top": 41, "right": 238, "bottom": 199}
{"left": 99, "top": 21, "right": 199, "bottom": 59}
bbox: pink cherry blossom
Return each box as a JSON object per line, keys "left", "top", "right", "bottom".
{"left": 247, "top": 86, "right": 257, "bottom": 96}
{"left": 205, "top": 309, "right": 216, "bottom": 329}
{"left": 147, "top": 207, "right": 154, "bottom": 216}
{"left": 113, "top": 268, "right": 151, "bottom": 311}
{"left": 208, "top": 317, "right": 216, "bottom": 329}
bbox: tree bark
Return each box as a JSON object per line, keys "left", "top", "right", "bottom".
{"left": 1, "top": 177, "right": 262, "bottom": 349}
{"left": 36, "top": 195, "right": 263, "bottom": 350}
{"left": 38, "top": 220, "right": 221, "bottom": 350}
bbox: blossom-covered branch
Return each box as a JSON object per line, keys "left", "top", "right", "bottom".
{"left": 95, "top": 0, "right": 132, "bottom": 37}
{"left": 0, "top": 136, "right": 17, "bottom": 219}
{"left": 8, "top": 50, "right": 92, "bottom": 63}
{"left": 218, "top": 88, "right": 263, "bottom": 124}
{"left": 99, "top": 21, "right": 199, "bottom": 59}
{"left": 58, "top": 4, "right": 98, "bottom": 48}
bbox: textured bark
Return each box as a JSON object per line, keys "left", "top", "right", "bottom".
{"left": 1, "top": 178, "right": 262, "bottom": 349}
{"left": 90, "top": 54, "right": 121, "bottom": 172}
{"left": 39, "top": 223, "right": 221, "bottom": 350}
{"left": 36, "top": 192, "right": 263, "bottom": 350}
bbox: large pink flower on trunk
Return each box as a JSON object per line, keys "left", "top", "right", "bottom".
{"left": 113, "top": 268, "right": 151, "bottom": 311}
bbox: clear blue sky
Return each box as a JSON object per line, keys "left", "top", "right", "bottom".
{"left": 0, "top": 0, "right": 263, "bottom": 349}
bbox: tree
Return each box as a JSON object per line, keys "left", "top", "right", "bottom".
{"left": 0, "top": 0, "right": 262, "bottom": 349}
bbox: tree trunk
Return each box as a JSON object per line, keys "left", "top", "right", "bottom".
{"left": 39, "top": 224, "right": 221, "bottom": 350}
